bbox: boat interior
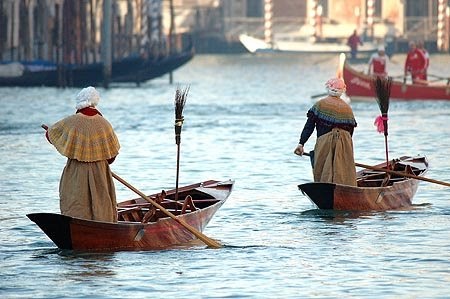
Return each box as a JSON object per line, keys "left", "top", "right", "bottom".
{"left": 117, "top": 189, "right": 220, "bottom": 223}
{"left": 356, "top": 156, "right": 428, "bottom": 188}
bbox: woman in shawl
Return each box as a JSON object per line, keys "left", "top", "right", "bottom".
{"left": 294, "top": 78, "right": 358, "bottom": 186}
{"left": 43, "top": 87, "right": 120, "bottom": 222}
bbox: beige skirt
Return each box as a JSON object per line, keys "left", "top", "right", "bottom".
{"left": 59, "top": 159, "right": 118, "bottom": 222}
{"left": 313, "top": 128, "right": 357, "bottom": 186}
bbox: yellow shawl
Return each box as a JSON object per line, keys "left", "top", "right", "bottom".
{"left": 48, "top": 113, "right": 120, "bottom": 162}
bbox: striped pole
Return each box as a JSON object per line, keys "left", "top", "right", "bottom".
{"left": 150, "top": 0, "right": 161, "bottom": 43}
{"left": 446, "top": 6, "right": 450, "bottom": 52}
{"left": 309, "top": 0, "right": 318, "bottom": 39}
{"left": 264, "top": 0, "right": 273, "bottom": 45}
{"left": 437, "top": 0, "right": 445, "bottom": 51}
{"left": 317, "top": 4, "right": 323, "bottom": 39}
{"left": 141, "top": 0, "right": 149, "bottom": 53}
{"left": 367, "top": 0, "right": 374, "bottom": 39}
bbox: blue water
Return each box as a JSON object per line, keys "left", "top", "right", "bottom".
{"left": 1, "top": 53, "right": 450, "bottom": 298}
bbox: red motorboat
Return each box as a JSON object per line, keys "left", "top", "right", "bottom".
{"left": 27, "top": 180, "right": 234, "bottom": 252}
{"left": 343, "top": 59, "right": 450, "bottom": 101}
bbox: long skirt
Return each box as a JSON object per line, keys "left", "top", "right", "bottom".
{"left": 59, "top": 159, "right": 118, "bottom": 222}
{"left": 313, "top": 128, "right": 357, "bottom": 186}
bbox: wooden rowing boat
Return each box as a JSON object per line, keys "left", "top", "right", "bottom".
{"left": 27, "top": 179, "right": 233, "bottom": 251}
{"left": 298, "top": 156, "right": 428, "bottom": 211}
{"left": 343, "top": 60, "right": 450, "bottom": 101}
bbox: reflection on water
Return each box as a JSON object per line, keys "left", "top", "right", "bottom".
{"left": 57, "top": 251, "right": 118, "bottom": 279}
{"left": 300, "top": 208, "right": 377, "bottom": 221}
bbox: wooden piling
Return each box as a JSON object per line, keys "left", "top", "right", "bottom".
{"left": 101, "top": 0, "right": 112, "bottom": 88}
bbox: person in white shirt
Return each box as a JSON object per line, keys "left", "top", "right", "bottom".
{"left": 368, "top": 45, "right": 389, "bottom": 77}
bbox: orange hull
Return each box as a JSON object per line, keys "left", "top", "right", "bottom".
{"left": 299, "top": 156, "right": 428, "bottom": 211}
{"left": 28, "top": 180, "right": 233, "bottom": 251}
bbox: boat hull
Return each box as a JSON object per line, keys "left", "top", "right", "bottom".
{"left": 343, "top": 61, "right": 450, "bottom": 101}
{"left": 27, "top": 180, "right": 233, "bottom": 251}
{"left": 239, "top": 34, "right": 377, "bottom": 55}
{"left": 299, "top": 180, "right": 419, "bottom": 211}
{"left": 0, "top": 49, "right": 193, "bottom": 87}
{"left": 298, "top": 156, "right": 428, "bottom": 211}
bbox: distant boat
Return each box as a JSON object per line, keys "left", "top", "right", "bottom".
{"left": 0, "top": 47, "right": 194, "bottom": 87}
{"left": 239, "top": 33, "right": 378, "bottom": 55}
{"left": 112, "top": 49, "right": 194, "bottom": 84}
{"left": 343, "top": 57, "right": 450, "bottom": 101}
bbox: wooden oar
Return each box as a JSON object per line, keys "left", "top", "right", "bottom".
{"left": 301, "top": 152, "right": 450, "bottom": 187}
{"left": 351, "top": 162, "right": 450, "bottom": 187}
{"left": 428, "top": 73, "right": 450, "bottom": 82}
{"left": 311, "top": 92, "right": 327, "bottom": 99}
{"left": 112, "top": 172, "right": 222, "bottom": 248}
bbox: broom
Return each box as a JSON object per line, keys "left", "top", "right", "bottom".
{"left": 373, "top": 76, "right": 392, "bottom": 169}
{"left": 174, "top": 86, "right": 189, "bottom": 202}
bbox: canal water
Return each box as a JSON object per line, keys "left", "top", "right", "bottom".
{"left": 1, "top": 53, "right": 449, "bottom": 298}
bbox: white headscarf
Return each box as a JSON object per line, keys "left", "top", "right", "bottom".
{"left": 75, "top": 86, "right": 100, "bottom": 110}
{"left": 325, "top": 78, "right": 346, "bottom": 97}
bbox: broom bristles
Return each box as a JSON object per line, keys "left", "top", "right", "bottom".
{"left": 175, "top": 86, "right": 189, "bottom": 120}
{"left": 373, "top": 76, "right": 392, "bottom": 114}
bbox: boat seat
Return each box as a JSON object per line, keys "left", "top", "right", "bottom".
{"left": 381, "top": 173, "right": 391, "bottom": 187}
{"left": 141, "top": 190, "right": 167, "bottom": 223}
{"left": 181, "top": 195, "right": 197, "bottom": 214}
{"left": 118, "top": 207, "right": 142, "bottom": 222}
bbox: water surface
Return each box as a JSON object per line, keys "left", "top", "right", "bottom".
{"left": 1, "top": 53, "right": 449, "bottom": 298}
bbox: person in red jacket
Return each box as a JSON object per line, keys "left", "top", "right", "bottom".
{"left": 347, "top": 30, "right": 363, "bottom": 59}
{"left": 404, "top": 41, "right": 428, "bottom": 84}
{"left": 417, "top": 40, "right": 430, "bottom": 80}
{"left": 368, "top": 45, "right": 389, "bottom": 77}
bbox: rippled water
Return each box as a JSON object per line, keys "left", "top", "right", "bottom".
{"left": 1, "top": 53, "right": 450, "bottom": 298}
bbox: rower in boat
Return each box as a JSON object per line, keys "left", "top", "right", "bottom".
{"left": 294, "top": 77, "right": 358, "bottom": 186}
{"left": 417, "top": 40, "right": 430, "bottom": 81}
{"left": 368, "top": 45, "right": 389, "bottom": 77}
{"left": 404, "top": 41, "right": 428, "bottom": 85}
{"left": 43, "top": 87, "right": 121, "bottom": 223}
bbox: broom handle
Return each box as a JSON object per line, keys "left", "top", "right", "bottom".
{"left": 384, "top": 116, "right": 389, "bottom": 170}
{"left": 384, "top": 135, "right": 389, "bottom": 170}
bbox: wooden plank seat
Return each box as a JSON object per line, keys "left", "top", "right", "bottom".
{"left": 118, "top": 195, "right": 221, "bottom": 223}
{"left": 118, "top": 207, "right": 143, "bottom": 222}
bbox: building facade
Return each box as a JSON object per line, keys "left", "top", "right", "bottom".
{"left": 171, "top": 0, "right": 450, "bottom": 53}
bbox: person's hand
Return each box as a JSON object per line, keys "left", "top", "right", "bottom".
{"left": 294, "top": 144, "right": 304, "bottom": 156}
